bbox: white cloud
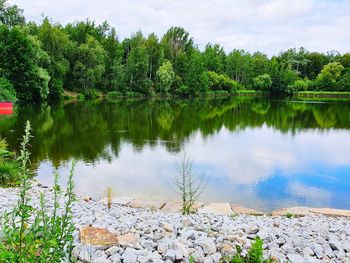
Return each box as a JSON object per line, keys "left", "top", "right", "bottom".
{"left": 9, "top": 0, "right": 350, "bottom": 56}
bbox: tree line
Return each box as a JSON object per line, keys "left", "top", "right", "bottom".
{"left": 1, "top": 0, "right": 350, "bottom": 102}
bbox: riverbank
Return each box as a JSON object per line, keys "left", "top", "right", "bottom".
{"left": 1, "top": 183, "right": 349, "bottom": 263}
{"left": 293, "top": 91, "right": 350, "bottom": 100}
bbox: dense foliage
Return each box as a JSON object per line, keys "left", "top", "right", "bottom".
{"left": 0, "top": 0, "right": 350, "bottom": 102}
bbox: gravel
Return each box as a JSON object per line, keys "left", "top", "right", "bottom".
{"left": 1, "top": 184, "right": 350, "bottom": 263}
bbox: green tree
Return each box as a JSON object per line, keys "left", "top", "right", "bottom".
{"left": 302, "top": 52, "right": 330, "bottom": 79}
{"left": 127, "top": 45, "right": 151, "bottom": 95}
{"left": 251, "top": 52, "right": 270, "bottom": 78}
{"left": 226, "top": 49, "right": 252, "bottom": 85}
{"left": 288, "top": 78, "right": 313, "bottom": 91}
{"left": 73, "top": 35, "right": 106, "bottom": 92}
{"left": 183, "top": 49, "right": 209, "bottom": 96}
{"left": 145, "top": 33, "right": 162, "bottom": 81}
{"left": 100, "top": 27, "right": 123, "bottom": 92}
{"left": 0, "top": 26, "right": 50, "bottom": 101}
{"left": 268, "top": 57, "right": 299, "bottom": 94}
{"left": 0, "top": 77, "right": 16, "bottom": 101}
{"left": 203, "top": 43, "right": 226, "bottom": 74}
{"left": 38, "top": 18, "right": 71, "bottom": 99}
{"left": 315, "top": 62, "right": 344, "bottom": 91}
{"left": 0, "top": 0, "right": 25, "bottom": 27}
{"left": 111, "top": 59, "right": 127, "bottom": 93}
{"left": 161, "top": 26, "right": 193, "bottom": 75}
{"left": 207, "top": 71, "right": 238, "bottom": 92}
{"left": 253, "top": 74, "right": 272, "bottom": 90}
{"left": 156, "top": 61, "right": 175, "bottom": 94}
{"left": 338, "top": 69, "right": 350, "bottom": 91}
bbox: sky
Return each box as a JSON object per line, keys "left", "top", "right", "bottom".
{"left": 9, "top": 0, "right": 350, "bottom": 56}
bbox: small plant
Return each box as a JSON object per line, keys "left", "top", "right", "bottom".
{"left": 230, "top": 213, "right": 237, "bottom": 220}
{"left": 0, "top": 121, "right": 76, "bottom": 262}
{"left": 284, "top": 212, "right": 294, "bottom": 219}
{"left": 173, "top": 153, "right": 207, "bottom": 215}
{"left": 189, "top": 255, "right": 196, "bottom": 263}
{"left": 105, "top": 186, "right": 114, "bottom": 209}
{"left": 224, "top": 237, "right": 277, "bottom": 263}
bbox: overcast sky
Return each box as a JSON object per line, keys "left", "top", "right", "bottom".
{"left": 9, "top": 0, "right": 350, "bottom": 56}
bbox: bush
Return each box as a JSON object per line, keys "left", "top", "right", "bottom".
{"left": 83, "top": 89, "right": 100, "bottom": 100}
{"left": 0, "top": 138, "right": 19, "bottom": 186}
{"left": 253, "top": 74, "right": 272, "bottom": 90}
{"left": 0, "top": 121, "right": 76, "bottom": 262}
{"left": 288, "top": 78, "right": 313, "bottom": 92}
{"left": 107, "top": 91, "right": 123, "bottom": 99}
{"left": 208, "top": 71, "right": 239, "bottom": 93}
{"left": 175, "top": 85, "right": 191, "bottom": 97}
{"left": 215, "top": 90, "right": 229, "bottom": 95}
{"left": 0, "top": 77, "right": 17, "bottom": 101}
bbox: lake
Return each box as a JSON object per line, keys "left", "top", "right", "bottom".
{"left": 0, "top": 97, "right": 349, "bottom": 211}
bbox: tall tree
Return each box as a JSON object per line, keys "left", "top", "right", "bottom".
{"left": 0, "top": 26, "right": 50, "bottom": 101}
{"left": 72, "top": 36, "right": 106, "bottom": 92}
{"left": 0, "top": 0, "right": 25, "bottom": 27}
{"left": 38, "top": 18, "right": 71, "bottom": 99}
{"left": 161, "top": 26, "right": 193, "bottom": 75}
{"left": 203, "top": 43, "right": 226, "bottom": 74}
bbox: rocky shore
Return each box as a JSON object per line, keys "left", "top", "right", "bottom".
{"left": 1, "top": 184, "right": 350, "bottom": 263}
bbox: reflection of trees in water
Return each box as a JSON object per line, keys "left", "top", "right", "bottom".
{"left": 0, "top": 97, "right": 349, "bottom": 166}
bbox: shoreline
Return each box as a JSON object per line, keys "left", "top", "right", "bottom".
{"left": 1, "top": 183, "right": 350, "bottom": 262}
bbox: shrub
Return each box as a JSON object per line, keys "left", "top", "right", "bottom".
{"left": 0, "top": 138, "right": 19, "bottom": 186}
{"left": 175, "top": 85, "right": 191, "bottom": 97}
{"left": 208, "top": 71, "right": 239, "bottom": 93}
{"left": 107, "top": 91, "right": 123, "bottom": 99}
{"left": 0, "top": 77, "right": 17, "bottom": 101}
{"left": 288, "top": 78, "right": 313, "bottom": 92}
{"left": 253, "top": 74, "right": 272, "bottom": 90}
{"left": 0, "top": 121, "right": 76, "bottom": 262}
{"left": 84, "top": 89, "right": 100, "bottom": 100}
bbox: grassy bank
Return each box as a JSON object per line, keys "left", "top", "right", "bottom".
{"left": 294, "top": 91, "right": 350, "bottom": 98}
{"left": 106, "top": 90, "right": 267, "bottom": 100}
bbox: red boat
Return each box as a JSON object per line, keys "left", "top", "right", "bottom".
{"left": 0, "top": 102, "right": 13, "bottom": 115}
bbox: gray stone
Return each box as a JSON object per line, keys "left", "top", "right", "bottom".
{"left": 246, "top": 225, "right": 259, "bottom": 235}
{"left": 109, "top": 253, "right": 121, "bottom": 263}
{"left": 78, "top": 246, "right": 93, "bottom": 262}
{"left": 287, "top": 253, "right": 305, "bottom": 263}
{"left": 329, "top": 237, "right": 342, "bottom": 251}
{"left": 164, "top": 249, "right": 176, "bottom": 261}
{"left": 303, "top": 247, "right": 315, "bottom": 257}
{"left": 197, "top": 238, "right": 216, "bottom": 255}
{"left": 91, "top": 250, "right": 109, "bottom": 263}
{"left": 122, "top": 248, "right": 138, "bottom": 263}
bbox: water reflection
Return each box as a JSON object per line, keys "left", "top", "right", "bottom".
{"left": 0, "top": 97, "right": 349, "bottom": 211}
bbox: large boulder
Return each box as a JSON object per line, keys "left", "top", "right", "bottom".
{"left": 80, "top": 226, "right": 118, "bottom": 247}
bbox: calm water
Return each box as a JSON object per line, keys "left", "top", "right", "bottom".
{"left": 0, "top": 97, "right": 349, "bottom": 211}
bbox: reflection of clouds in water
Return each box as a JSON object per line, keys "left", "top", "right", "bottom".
{"left": 37, "top": 126, "right": 350, "bottom": 210}
{"left": 288, "top": 182, "right": 332, "bottom": 207}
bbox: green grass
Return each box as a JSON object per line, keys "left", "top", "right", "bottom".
{"left": 0, "top": 138, "right": 19, "bottom": 186}
{"left": 295, "top": 91, "right": 350, "bottom": 97}
{"left": 238, "top": 90, "right": 268, "bottom": 96}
